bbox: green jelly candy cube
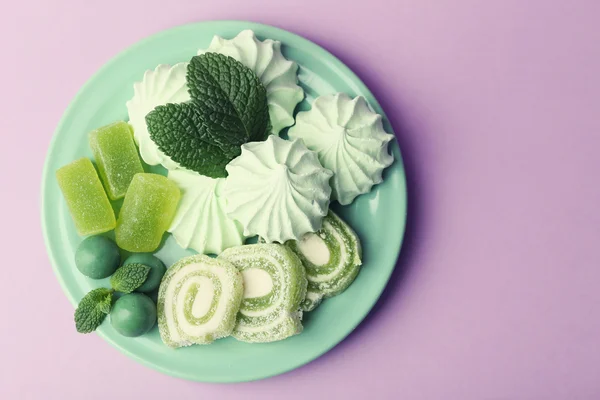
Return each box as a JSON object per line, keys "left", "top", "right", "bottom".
{"left": 89, "top": 121, "right": 144, "bottom": 200}
{"left": 56, "top": 158, "right": 116, "bottom": 236}
{"left": 116, "top": 173, "right": 180, "bottom": 252}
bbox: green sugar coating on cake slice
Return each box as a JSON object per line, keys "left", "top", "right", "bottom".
{"left": 115, "top": 173, "right": 180, "bottom": 252}
{"left": 301, "top": 290, "right": 324, "bottom": 312}
{"left": 286, "top": 210, "right": 362, "bottom": 311}
{"left": 89, "top": 121, "right": 144, "bottom": 200}
{"left": 218, "top": 244, "right": 307, "bottom": 343}
{"left": 158, "top": 254, "right": 244, "bottom": 347}
{"left": 56, "top": 158, "right": 116, "bottom": 236}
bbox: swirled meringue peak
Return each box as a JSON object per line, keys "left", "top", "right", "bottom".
{"left": 198, "top": 30, "right": 304, "bottom": 134}
{"left": 224, "top": 136, "right": 333, "bottom": 243}
{"left": 167, "top": 170, "right": 247, "bottom": 255}
{"left": 288, "top": 93, "right": 395, "bottom": 205}
{"left": 126, "top": 63, "right": 190, "bottom": 169}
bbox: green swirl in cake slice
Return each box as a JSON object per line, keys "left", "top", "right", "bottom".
{"left": 286, "top": 211, "right": 362, "bottom": 311}
{"left": 157, "top": 254, "right": 243, "bottom": 347}
{"left": 219, "top": 244, "right": 307, "bottom": 343}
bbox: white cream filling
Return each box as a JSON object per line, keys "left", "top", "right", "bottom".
{"left": 242, "top": 268, "right": 273, "bottom": 298}
{"left": 305, "top": 291, "right": 324, "bottom": 303}
{"left": 225, "top": 253, "right": 283, "bottom": 318}
{"left": 297, "top": 233, "right": 330, "bottom": 265}
{"left": 188, "top": 276, "right": 214, "bottom": 318}
{"left": 309, "top": 222, "right": 348, "bottom": 283}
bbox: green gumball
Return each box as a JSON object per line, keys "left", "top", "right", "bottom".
{"left": 75, "top": 236, "right": 120, "bottom": 279}
{"left": 122, "top": 253, "right": 166, "bottom": 292}
{"left": 110, "top": 293, "right": 156, "bottom": 337}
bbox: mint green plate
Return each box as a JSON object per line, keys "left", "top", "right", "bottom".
{"left": 41, "top": 21, "right": 407, "bottom": 383}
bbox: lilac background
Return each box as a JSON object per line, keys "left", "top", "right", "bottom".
{"left": 2, "top": 0, "right": 599, "bottom": 398}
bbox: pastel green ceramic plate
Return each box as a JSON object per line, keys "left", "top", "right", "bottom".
{"left": 41, "top": 21, "right": 407, "bottom": 383}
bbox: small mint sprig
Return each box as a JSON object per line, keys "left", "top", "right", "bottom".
{"left": 74, "top": 263, "right": 151, "bottom": 334}
{"left": 74, "top": 288, "right": 114, "bottom": 334}
{"left": 110, "top": 263, "right": 150, "bottom": 294}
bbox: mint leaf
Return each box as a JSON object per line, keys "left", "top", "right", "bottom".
{"left": 74, "top": 288, "right": 113, "bottom": 334}
{"left": 147, "top": 53, "right": 271, "bottom": 178}
{"left": 187, "top": 53, "right": 271, "bottom": 143}
{"left": 110, "top": 263, "right": 150, "bottom": 294}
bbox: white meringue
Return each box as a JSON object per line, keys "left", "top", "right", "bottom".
{"left": 288, "top": 93, "right": 394, "bottom": 205}
{"left": 198, "top": 30, "right": 304, "bottom": 134}
{"left": 167, "top": 170, "right": 246, "bottom": 255}
{"left": 126, "top": 63, "right": 189, "bottom": 169}
{"left": 223, "top": 136, "right": 333, "bottom": 243}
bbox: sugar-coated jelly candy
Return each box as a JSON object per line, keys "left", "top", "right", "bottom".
{"left": 115, "top": 173, "right": 180, "bottom": 252}
{"left": 56, "top": 158, "right": 116, "bottom": 236}
{"left": 89, "top": 121, "right": 144, "bottom": 200}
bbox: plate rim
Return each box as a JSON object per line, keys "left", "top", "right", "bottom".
{"left": 40, "top": 20, "right": 408, "bottom": 383}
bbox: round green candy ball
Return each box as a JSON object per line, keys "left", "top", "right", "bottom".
{"left": 123, "top": 253, "right": 166, "bottom": 292}
{"left": 75, "top": 236, "right": 121, "bottom": 279}
{"left": 110, "top": 293, "right": 156, "bottom": 337}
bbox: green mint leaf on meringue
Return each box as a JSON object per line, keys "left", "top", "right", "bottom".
{"left": 74, "top": 288, "right": 114, "bottom": 334}
{"left": 146, "top": 52, "right": 271, "bottom": 178}
{"left": 110, "top": 263, "right": 151, "bottom": 294}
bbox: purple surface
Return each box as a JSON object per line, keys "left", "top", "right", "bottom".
{"left": 3, "top": 0, "right": 600, "bottom": 398}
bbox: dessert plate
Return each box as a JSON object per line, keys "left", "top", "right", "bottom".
{"left": 41, "top": 21, "right": 407, "bottom": 383}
